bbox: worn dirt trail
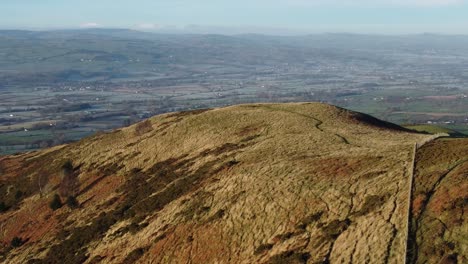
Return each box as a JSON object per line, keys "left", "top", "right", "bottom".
{"left": 0, "top": 103, "right": 435, "bottom": 264}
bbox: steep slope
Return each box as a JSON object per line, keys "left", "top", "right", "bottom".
{"left": 0, "top": 103, "right": 433, "bottom": 263}
{"left": 409, "top": 138, "right": 468, "bottom": 264}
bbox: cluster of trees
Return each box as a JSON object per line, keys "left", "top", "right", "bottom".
{"left": 2, "top": 160, "right": 81, "bottom": 250}
{"left": 48, "top": 160, "right": 80, "bottom": 211}
{"left": 10, "top": 237, "right": 23, "bottom": 248}
{"left": 39, "top": 103, "right": 92, "bottom": 114}
{"left": 0, "top": 201, "right": 9, "bottom": 212}
{"left": 49, "top": 194, "right": 79, "bottom": 211}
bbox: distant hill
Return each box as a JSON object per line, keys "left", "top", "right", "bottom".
{"left": 405, "top": 124, "right": 466, "bottom": 138}
{"left": 0, "top": 103, "right": 466, "bottom": 263}
{"left": 2, "top": 30, "right": 468, "bottom": 84}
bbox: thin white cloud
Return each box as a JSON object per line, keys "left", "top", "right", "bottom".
{"left": 80, "top": 22, "right": 101, "bottom": 28}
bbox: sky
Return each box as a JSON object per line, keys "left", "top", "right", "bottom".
{"left": 1, "top": 0, "right": 468, "bottom": 35}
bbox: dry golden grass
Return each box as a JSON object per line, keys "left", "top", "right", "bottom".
{"left": 409, "top": 138, "right": 468, "bottom": 264}
{"left": 0, "top": 103, "right": 434, "bottom": 263}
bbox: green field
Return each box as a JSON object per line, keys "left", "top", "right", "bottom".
{"left": 1, "top": 30, "right": 468, "bottom": 154}
{"left": 0, "top": 129, "right": 94, "bottom": 154}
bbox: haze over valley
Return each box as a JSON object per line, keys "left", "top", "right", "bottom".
{"left": 1, "top": 1, "right": 467, "bottom": 263}
{"left": 0, "top": 30, "right": 467, "bottom": 153}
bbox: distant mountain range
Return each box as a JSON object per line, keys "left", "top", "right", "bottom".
{"left": 2, "top": 29, "right": 468, "bottom": 85}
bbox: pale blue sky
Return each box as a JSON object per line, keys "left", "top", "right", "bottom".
{"left": 1, "top": 0, "right": 468, "bottom": 34}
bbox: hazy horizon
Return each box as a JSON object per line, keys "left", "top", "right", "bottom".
{"left": 1, "top": 0, "right": 468, "bottom": 35}
{"left": 3, "top": 26, "right": 468, "bottom": 37}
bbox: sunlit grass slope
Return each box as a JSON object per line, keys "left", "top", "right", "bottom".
{"left": 409, "top": 138, "right": 468, "bottom": 264}
{"left": 0, "top": 103, "right": 433, "bottom": 263}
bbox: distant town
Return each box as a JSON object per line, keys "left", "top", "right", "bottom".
{"left": 1, "top": 30, "right": 467, "bottom": 153}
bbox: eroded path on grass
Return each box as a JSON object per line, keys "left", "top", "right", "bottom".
{"left": 0, "top": 103, "right": 430, "bottom": 264}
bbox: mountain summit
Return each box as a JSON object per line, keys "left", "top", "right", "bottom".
{"left": 0, "top": 103, "right": 466, "bottom": 263}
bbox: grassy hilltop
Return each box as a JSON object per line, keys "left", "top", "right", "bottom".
{"left": 0, "top": 102, "right": 466, "bottom": 263}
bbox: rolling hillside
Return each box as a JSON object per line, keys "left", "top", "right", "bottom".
{"left": 0, "top": 103, "right": 465, "bottom": 263}
{"left": 409, "top": 139, "right": 468, "bottom": 264}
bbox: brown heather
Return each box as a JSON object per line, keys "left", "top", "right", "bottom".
{"left": 0, "top": 103, "right": 465, "bottom": 264}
